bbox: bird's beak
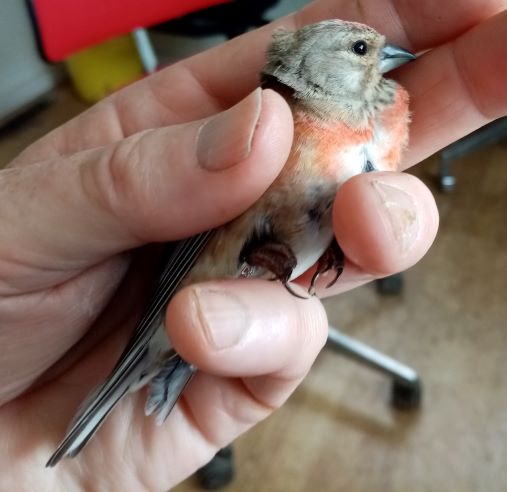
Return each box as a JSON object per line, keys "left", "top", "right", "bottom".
{"left": 379, "top": 44, "right": 416, "bottom": 74}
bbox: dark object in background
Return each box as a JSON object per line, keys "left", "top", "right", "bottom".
{"left": 196, "top": 446, "right": 235, "bottom": 490}
{"left": 154, "top": 0, "right": 279, "bottom": 39}
{"left": 376, "top": 273, "right": 404, "bottom": 295}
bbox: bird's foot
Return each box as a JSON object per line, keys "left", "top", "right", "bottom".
{"left": 309, "top": 239, "right": 345, "bottom": 296}
{"left": 241, "top": 241, "right": 306, "bottom": 299}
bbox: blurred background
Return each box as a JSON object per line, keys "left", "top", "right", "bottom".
{"left": 1, "top": 1, "right": 506, "bottom": 491}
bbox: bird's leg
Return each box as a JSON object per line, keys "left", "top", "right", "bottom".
{"left": 309, "top": 238, "right": 345, "bottom": 295}
{"left": 240, "top": 241, "right": 307, "bottom": 299}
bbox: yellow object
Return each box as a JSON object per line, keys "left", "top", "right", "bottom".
{"left": 65, "top": 35, "right": 144, "bottom": 103}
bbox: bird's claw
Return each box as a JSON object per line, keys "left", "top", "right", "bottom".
{"left": 308, "top": 239, "right": 345, "bottom": 295}
{"left": 240, "top": 241, "right": 308, "bottom": 299}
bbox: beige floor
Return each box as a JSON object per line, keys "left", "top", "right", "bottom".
{"left": 1, "top": 89, "right": 506, "bottom": 492}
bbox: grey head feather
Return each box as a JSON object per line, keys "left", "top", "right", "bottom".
{"left": 262, "top": 20, "right": 397, "bottom": 126}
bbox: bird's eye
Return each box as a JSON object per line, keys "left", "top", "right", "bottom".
{"left": 352, "top": 40, "right": 368, "bottom": 56}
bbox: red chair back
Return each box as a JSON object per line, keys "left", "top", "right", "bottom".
{"left": 28, "top": 0, "right": 229, "bottom": 61}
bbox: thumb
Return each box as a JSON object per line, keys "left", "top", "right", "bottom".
{"left": 0, "top": 89, "right": 293, "bottom": 293}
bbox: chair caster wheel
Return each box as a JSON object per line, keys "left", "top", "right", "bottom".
{"left": 391, "top": 379, "right": 422, "bottom": 410}
{"left": 376, "top": 274, "right": 404, "bottom": 295}
{"left": 197, "top": 446, "right": 235, "bottom": 490}
{"left": 439, "top": 175, "right": 456, "bottom": 193}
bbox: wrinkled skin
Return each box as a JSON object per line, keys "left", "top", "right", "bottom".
{"left": 1, "top": 0, "right": 506, "bottom": 490}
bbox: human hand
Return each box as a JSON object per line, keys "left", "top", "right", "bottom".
{"left": 1, "top": 0, "right": 505, "bottom": 490}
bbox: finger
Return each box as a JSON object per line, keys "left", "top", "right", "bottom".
{"left": 12, "top": 0, "right": 506, "bottom": 164}
{"left": 133, "top": 279, "right": 328, "bottom": 489}
{"left": 298, "top": 171, "right": 439, "bottom": 296}
{"left": 399, "top": 9, "right": 507, "bottom": 167}
{"left": 167, "top": 280, "right": 328, "bottom": 385}
{"left": 163, "top": 279, "right": 327, "bottom": 470}
{"left": 0, "top": 89, "right": 293, "bottom": 294}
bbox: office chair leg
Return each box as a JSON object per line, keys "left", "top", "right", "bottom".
{"left": 327, "top": 327, "right": 422, "bottom": 409}
{"left": 131, "top": 28, "right": 158, "bottom": 74}
{"left": 438, "top": 117, "right": 507, "bottom": 193}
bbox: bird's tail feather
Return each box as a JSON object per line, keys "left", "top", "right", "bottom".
{"left": 46, "top": 353, "right": 195, "bottom": 467}
{"left": 45, "top": 379, "right": 129, "bottom": 467}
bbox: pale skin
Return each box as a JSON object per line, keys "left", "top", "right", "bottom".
{"left": 0, "top": 0, "right": 506, "bottom": 490}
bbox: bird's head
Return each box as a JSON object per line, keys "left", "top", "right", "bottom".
{"left": 262, "top": 20, "right": 415, "bottom": 122}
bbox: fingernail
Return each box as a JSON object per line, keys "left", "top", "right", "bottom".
{"left": 191, "top": 287, "right": 250, "bottom": 350}
{"left": 197, "top": 88, "right": 262, "bottom": 170}
{"left": 372, "top": 180, "right": 419, "bottom": 255}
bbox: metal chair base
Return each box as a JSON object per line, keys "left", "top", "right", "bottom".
{"left": 327, "top": 326, "right": 422, "bottom": 409}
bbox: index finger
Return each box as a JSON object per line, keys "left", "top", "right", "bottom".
{"left": 12, "top": 0, "right": 506, "bottom": 165}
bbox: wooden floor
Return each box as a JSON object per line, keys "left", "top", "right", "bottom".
{"left": 2, "top": 88, "right": 506, "bottom": 491}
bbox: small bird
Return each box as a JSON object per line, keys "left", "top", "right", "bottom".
{"left": 47, "top": 19, "right": 415, "bottom": 466}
